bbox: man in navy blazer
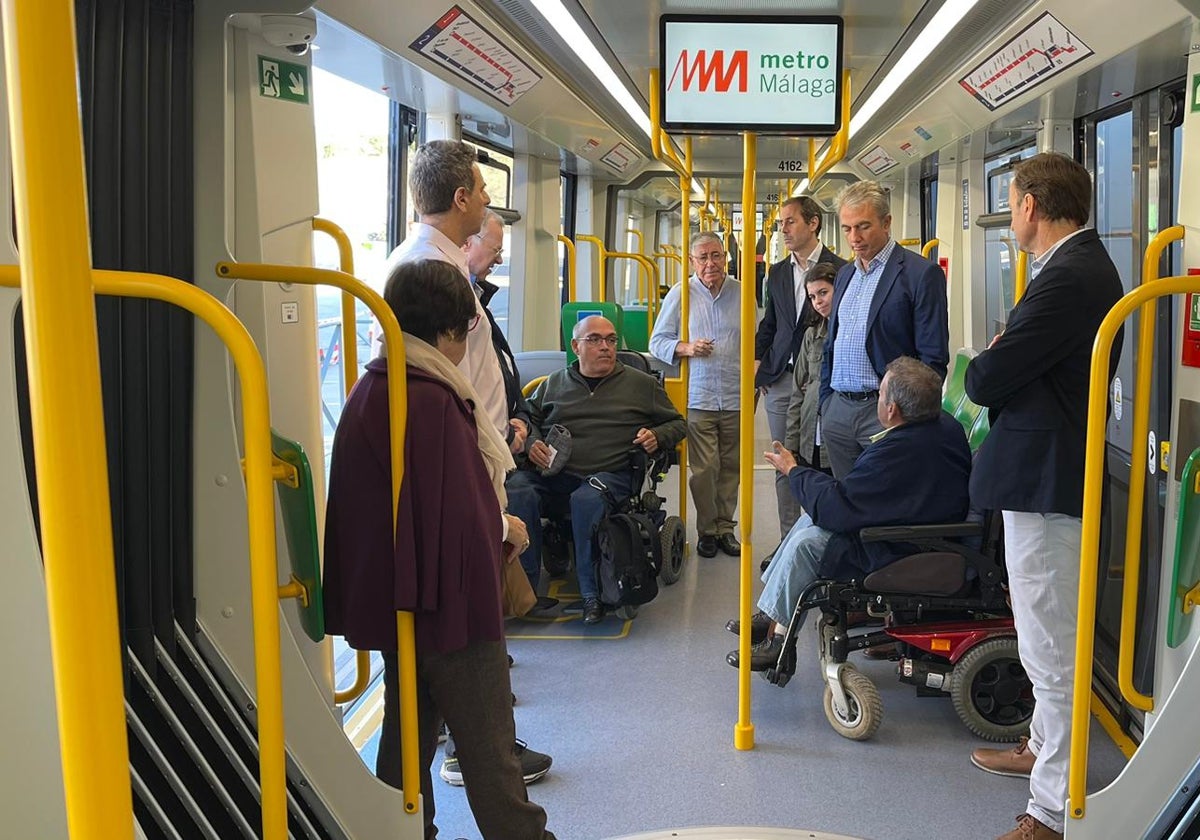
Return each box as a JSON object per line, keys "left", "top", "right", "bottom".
{"left": 818, "top": 181, "right": 949, "bottom": 479}
{"left": 965, "top": 154, "right": 1124, "bottom": 840}
{"left": 725, "top": 357, "right": 970, "bottom": 671}
{"left": 754, "top": 195, "right": 846, "bottom": 534}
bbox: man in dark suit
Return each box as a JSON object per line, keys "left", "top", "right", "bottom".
{"left": 725, "top": 357, "right": 970, "bottom": 669}
{"left": 754, "top": 196, "right": 846, "bottom": 535}
{"left": 819, "top": 181, "right": 949, "bottom": 479}
{"left": 965, "top": 154, "right": 1124, "bottom": 840}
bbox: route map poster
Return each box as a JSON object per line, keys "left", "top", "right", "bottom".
{"left": 411, "top": 6, "right": 542, "bottom": 107}
{"left": 958, "top": 13, "right": 1092, "bottom": 112}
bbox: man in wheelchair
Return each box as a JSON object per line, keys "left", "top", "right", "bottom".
{"left": 506, "top": 315, "right": 687, "bottom": 624}
{"left": 726, "top": 356, "right": 971, "bottom": 669}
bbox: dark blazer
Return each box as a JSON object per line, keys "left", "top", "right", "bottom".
{"left": 786, "top": 412, "right": 972, "bottom": 578}
{"left": 966, "top": 229, "right": 1124, "bottom": 517}
{"left": 754, "top": 245, "right": 846, "bottom": 388}
{"left": 476, "top": 276, "right": 532, "bottom": 442}
{"left": 819, "top": 245, "right": 949, "bottom": 404}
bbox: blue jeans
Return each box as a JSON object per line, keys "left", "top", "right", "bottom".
{"left": 757, "top": 513, "right": 833, "bottom": 627}
{"left": 505, "top": 469, "right": 634, "bottom": 600}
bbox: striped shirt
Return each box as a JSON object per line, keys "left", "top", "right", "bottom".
{"left": 830, "top": 238, "right": 897, "bottom": 393}
{"left": 649, "top": 274, "right": 742, "bottom": 411}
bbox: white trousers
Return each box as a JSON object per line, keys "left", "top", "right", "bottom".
{"left": 1002, "top": 510, "right": 1083, "bottom": 833}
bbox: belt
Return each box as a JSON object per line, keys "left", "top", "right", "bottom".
{"left": 837, "top": 389, "right": 879, "bottom": 402}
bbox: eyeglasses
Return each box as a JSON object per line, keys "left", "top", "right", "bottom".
{"left": 691, "top": 252, "right": 725, "bottom": 264}
{"left": 468, "top": 313, "right": 483, "bottom": 332}
{"left": 473, "top": 235, "right": 503, "bottom": 259}
{"left": 579, "top": 334, "right": 618, "bottom": 346}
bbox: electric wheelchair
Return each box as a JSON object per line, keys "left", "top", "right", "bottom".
{"left": 761, "top": 509, "right": 1033, "bottom": 742}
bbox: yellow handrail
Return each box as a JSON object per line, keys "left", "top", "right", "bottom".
{"left": 1117, "top": 225, "right": 1184, "bottom": 713}
{"left": 1070, "top": 272, "right": 1200, "bottom": 820}
{"left": 557, "top": 234, "right": 577, "bottom": 302}
{"left": 0, "top": 265, "right": 293, "bottom": 838}
{"left": 735, "top": 129, "right": 758, "bottom": 752}
{"left": 575, "top": 234, "right": 606, "bottom": 302}
{"left": 311, "top": 217, "right": 374, "bottom": 708}
{"left": 215, "top": 261, "right": 422, "bottom": 817}
{"left": 0, "top": 2, "right": 131, "bottom": 836}
{"left": 921, "top": 238, "right": 940, "bottom": 259}
{"left": 807, "top": 71, "right": 852, "bottom": 189}
{"left": 647, "top": 69, "right": 690, "bottom": 181}
{"left": 607, "top": 250, "right": 660, "bottom": 338}
{"left": 896, "top": 238, "right": 921, "bottom": 248}
{"left": 654, "top": 250, "right": 683, "bottom": 290}
{"left": 312, "top": 218, "right": 358, "bottom": 397}
{"left": 625, "top": 228, "right": 644, "bottom": 255}
{"left": 1015, "top": 250, "right": 1029, "bottom": 302}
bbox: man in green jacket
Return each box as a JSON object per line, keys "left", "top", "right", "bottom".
{"left": 507, "top": 316, "right": 687, "bottom": 623}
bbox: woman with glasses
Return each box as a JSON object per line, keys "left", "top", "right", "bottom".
{"left": 322, "top": 259, "right": 556, "bottom": 840}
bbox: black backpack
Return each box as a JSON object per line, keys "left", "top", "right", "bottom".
{"left": 590, "top": 475, "right": 661, "bottom": 607}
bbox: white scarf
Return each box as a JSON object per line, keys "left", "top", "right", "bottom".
{"left": 385, "top": 334, "right": 514, "bottom": 508}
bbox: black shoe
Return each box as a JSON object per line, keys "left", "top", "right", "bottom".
{"left": 529, "top": 595, "right": 559, "bottom": 614}
{"left": 717, "top": 534, "right": 742, "bottom": 556}
{"left": 726, "top": 635, "right": 784, "bottom": 671}
{"left": 507, "top": 654, "right": 514, "bottom": 667}
{"left": 582, "top": 597, "right": 603, "bottom": 624}
{"left": 441, "top": 739, "right": 552, "bottom": 786}
{"left": 725, "top": 611, "right": 771, "bottom": 643}
{"left": 696, "top": 535, "right": 718, "bottom": 557}
{"left": 760, "top": 543, "right": 779, "bottom": 572}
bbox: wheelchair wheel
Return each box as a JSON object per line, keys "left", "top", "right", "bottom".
{"left": 949, "top": 636, "right": 1033, "bottom": 742}
{"left": 614, "top": 604, "right": 639, "bottom": 620}
{"left": 658, "top": 515, "right": 686, "bottom": 585}
{"left": 823, "top": 668, "right": 883, "bottom": 741}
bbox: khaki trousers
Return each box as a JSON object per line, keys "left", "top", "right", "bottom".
{"left": 687, "top": 408, "right": 741, "bottom": 537}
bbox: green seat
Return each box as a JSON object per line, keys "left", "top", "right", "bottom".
{"left": 1168, "top": 448, "right": 1200, "bottom": 647}
{"left": 942, "top": 349, "right": 989, "bottom": 452}
{"left": 622, "top": 305, "right": 650, "bottom": 352}
{"left": 271, "top": 429, "right": 325, "bottom": 642}
{"left": 561, "top": 301, "right": 624, "bottom": 364}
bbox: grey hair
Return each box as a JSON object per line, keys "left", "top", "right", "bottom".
{"left": 572, "top": 315, "right": 614, "bottom": 340}
{"left": 479, "top": 209, "right": 505, "bottom": 234}
{"left": 690, "top": 231, "right": 725, "bottom": 256}
{"left": 883, "top": 357, "right": 942, "bottom": 423}
{"left": 410, "top": 140, "right": 478, "bottom": 216}
{"left": 835, "top": 180, "right": 891, "bottom": 220}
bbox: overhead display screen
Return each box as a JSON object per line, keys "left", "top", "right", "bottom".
{"left": 660, "top": 15, "right": 844, "bottom": 134}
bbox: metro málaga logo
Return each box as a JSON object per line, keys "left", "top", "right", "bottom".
{"left": 667, "top": 48, "right": 836, "bottom": 97}
{"left": 668, "top": 50, "right": 748, "bottom": 93}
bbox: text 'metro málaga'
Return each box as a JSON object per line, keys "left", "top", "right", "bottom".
{"left": 659, "top": 15, "right": 844, "bottom": 134}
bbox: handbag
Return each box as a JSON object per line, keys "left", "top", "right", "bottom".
{"left": 501, "top": 545, "right": 537, "bottom": 617}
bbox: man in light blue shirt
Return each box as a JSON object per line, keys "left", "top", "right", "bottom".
{"left": 650, "top": 232, "right": 742, "bottom": 558}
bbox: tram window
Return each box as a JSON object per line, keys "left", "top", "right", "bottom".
{"left": 984, "top": 145, "right": 1036, "bottom": 213}
{"left": 311, "top": 68, "right": 392, "bottom": 456}
{"left": 560, "top": 172, "right": 577, "bottom": 307}
{"left": 467, "top": 139, "right": 514, "bottom": 336}
{"left": 919, "top": 152, "right": 939, "bottom": 257}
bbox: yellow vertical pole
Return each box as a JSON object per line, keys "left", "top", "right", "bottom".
{"left": 678, "top": 140, "right": 692, "bottom": 527}
{"left": 735, "top": 130, "right": 757, "bottom": 751}
{"left": 1015, "top": 250, "right": 1029, "bottom": 302}
{"left": 557, "top": 234, "right": 577, "bottom": 302}
{"left": 0, "top": 1, "right": 134, "bottom": 837}
{"left": 312, "top": 218, "right": 358, "bottom": 396}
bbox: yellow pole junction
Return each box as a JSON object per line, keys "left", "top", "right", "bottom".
{"left": 1116, "top": 225, "right": 1184, "bottom": 713}
{"left": 215, "top": 261, "right": 423, "bottom": 818}
{"left": 557, "top": 234, "right": 577, "bottom": 302}
{"left": 310, "top": 217, "right": 373, "bottom": 707}
{"left": 806, "top": 71, "right": 852, "bottom": 190}
{"left": 735, "top": 130, "right": 758, "bottom": 751}
{"left": 921, "top": 238, "right": 940, "bottom": 259}
{"left": 575, "top": 234, "right": 606, "bottom": 302}
{"left": 0, "top": 2, "right": 133, "bottom": 837}
{"left": 1069, "top": 271, "right": 1200, "bottom": 820}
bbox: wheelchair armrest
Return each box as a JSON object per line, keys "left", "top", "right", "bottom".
{"left": 859, "top": 522, "right": 983, "bottom": 543}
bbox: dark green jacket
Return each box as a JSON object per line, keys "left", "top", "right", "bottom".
{"left": 527, "top": 361, "right": 686, "bottom": 475}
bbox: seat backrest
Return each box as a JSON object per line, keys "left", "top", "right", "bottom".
{"left": 942, "top": 348, "right": 989, "bottom": 452}
{"left": 271, "top": 429, "right": 325, "bottom": 642}
{"left": 562, "top": 301, "right": 624, "bottom": 364}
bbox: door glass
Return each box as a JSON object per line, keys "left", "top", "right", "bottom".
{"left": 982, "top": 229, "right": 1016, "bottom": 342}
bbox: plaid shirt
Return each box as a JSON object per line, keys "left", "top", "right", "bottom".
{"left": 830, "top": 238, "right": 897, "bottom": 393}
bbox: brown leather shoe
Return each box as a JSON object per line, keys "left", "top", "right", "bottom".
{"left": 995, "top": 813, "right": 1062, "bottom": 839}
{"left": 972, "top": 736, "right": 1035, "bottom": 778}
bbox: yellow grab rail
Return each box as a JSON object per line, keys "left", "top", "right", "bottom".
{"left": 654, "top": 250, "right": 683, "bottom": 291}
{"left": 0, "top": 265, "right": 293, "bottom": 838}
{"left": 735, "top": 130, "right": 758, "bottom": 752}
{"left": 922, "top": 238, "right": 940, "bottom": 259}
{"left": 557, "top": 234, "right": 577, "bottom": 302}
{"left": 647, "top": 69, "right": 689, "bottom": 181}
{"left": 807, "top": 71, "right": 852, "bottom": 188}
{"left": 312, "top": 218, "right": 358, "bottom": 397}
{"left": 1116, "top": 225, "right": 1184, "bottom": 713}
{"left": 896, "top": 238, "right": 921, "bottom": 248}
{"left": 625, "top": 227, "right": 644, "bottom": 255}
{"left": 575, "top": 234, "right": 606, "bottom": 302}
{"left": 1070, "top": 272, "right": 1200, "bottom": 820}
{"left": 607, "top": 250, "right": 660, "bottom": 338}
{"left": 1, "top": 2, "right": 131, "bottom": 836}
{"left": 215, "top": 261, "right": 421, "bottom": 817}
{"left": 311, "top": 217, "right": 374, "bottom": 708}
{"left": 1015, "top": 250, "right": 1029, "bottom": 302}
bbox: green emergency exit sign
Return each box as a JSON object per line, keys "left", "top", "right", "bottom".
{"left": 258, "top": 56, "right": 309, "bottom": 104}
{"left": 1190, "top": 293, "right": 1200, "bottom": 331}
